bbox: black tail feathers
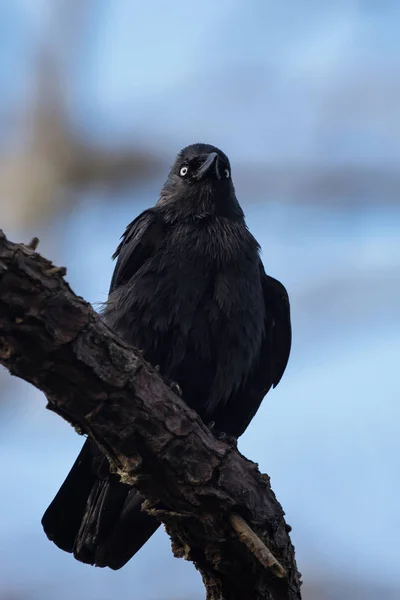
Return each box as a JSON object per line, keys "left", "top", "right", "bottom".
{"left": 41, "top": 439, "right": 160, "bottom": 570}
{"left": 41, "top": 440, "right": 97, "bottom": 554}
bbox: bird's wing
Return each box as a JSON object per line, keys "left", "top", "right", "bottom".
{"left": 108, "top": 208, "right": 165, "bottom": 294}
{"left": 217, "top": 261, "right": 291, "bottom": 438}
{"left": 260, "top": 263, "right": 292, "bottom": 389}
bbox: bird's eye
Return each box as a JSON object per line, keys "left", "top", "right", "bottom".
{"left": 180, "top": 166, "right": 189, "bottom": 177}
{"left": 224, "top": 168, "right": 230, "bottom": 179}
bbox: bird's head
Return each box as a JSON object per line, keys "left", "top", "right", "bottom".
{"left": 158, "top": 143, "right": 244, "bottom": 221}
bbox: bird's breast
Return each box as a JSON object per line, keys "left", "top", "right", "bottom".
{"left": 159, "top": 219, "right": 265, "bottom": 336}
{"left": 108, "top": 217, "right": 265, "bottom": 402}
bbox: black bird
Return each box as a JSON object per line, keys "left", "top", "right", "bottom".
{"left": 42, "top": 143, "right": 291, "bottom": 570}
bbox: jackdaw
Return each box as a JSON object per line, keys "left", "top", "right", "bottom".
{"left": 42, "top": 142, "right": 291, "bottom": 570}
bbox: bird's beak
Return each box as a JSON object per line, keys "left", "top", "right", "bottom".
{"left": 195, "top": 152, "right": 220, "bottom": 180}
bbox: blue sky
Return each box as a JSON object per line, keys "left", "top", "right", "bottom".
{"left": 2, "top": 1, "right": 399, "bottom": 160}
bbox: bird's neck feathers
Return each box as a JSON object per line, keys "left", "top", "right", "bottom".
{"left": 157, "top": 183, "right": 244, "bottom": 224}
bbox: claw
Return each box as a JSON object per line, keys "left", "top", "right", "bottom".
{"left": 163, "top": 374, "right": 182, "bottom": 396}
{"left": 208, "top": 424, "right": 238, "bottom": 447}
{"left": 170, "top": 381, "right": 182, "bottom": 397}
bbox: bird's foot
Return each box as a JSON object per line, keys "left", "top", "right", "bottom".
{"left": 164, "top": 377, "right": 182, "bottom": 397}
{"left": 207, "top": 421, "right": 238, "bottom": 447}
{"left": 153, "top": 366, "right": 182, "bottom": 396}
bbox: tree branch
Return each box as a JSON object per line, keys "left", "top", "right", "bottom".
{"left": 0, "top": 230, "right": 302, "bottom": 600}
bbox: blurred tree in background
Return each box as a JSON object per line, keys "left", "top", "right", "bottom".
{"left": 1, "top": 0, "right": 159, "bottom": 231}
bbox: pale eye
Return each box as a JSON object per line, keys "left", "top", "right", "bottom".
{"left": 180, "top": 166, "right": 188, "bottom": 177}
{"left": 224, "top": 168, "right": 230, "bottom": 179}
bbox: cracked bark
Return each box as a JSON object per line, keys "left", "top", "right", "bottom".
{"left": 0, "top": 230, "right": 302, "bottom": 600}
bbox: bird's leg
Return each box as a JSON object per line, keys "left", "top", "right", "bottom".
{"left": 207, "top": 421, "right": 238, "bottom": 447}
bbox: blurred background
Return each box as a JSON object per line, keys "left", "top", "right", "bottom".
{"left": 0, "top": 1, "right": 399, "bottom": 599}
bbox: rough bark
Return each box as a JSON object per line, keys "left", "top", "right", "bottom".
{"left": 0, "top": 230, "right": 302, "bottom": 600}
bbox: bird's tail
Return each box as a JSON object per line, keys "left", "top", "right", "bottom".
{"left": 41, "top": 439, "right": 160, "bottom": 570}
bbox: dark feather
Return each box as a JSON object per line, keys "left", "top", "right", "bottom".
{"left": 41, "top": 440, "right": 98, "bottom": 553}
{"left": 109, "top": 208, "right": 166, "bottom": 293}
